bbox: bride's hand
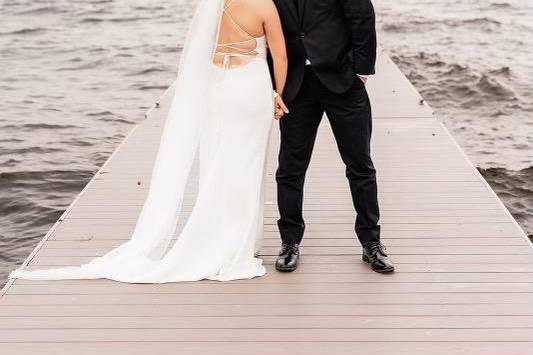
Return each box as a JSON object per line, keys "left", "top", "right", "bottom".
{"left": 274, "top": 95, "right": 289, "bottom": 120}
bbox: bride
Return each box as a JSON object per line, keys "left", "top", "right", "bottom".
{"left": 9, "top": 0, "right": 288, "bottom": 282}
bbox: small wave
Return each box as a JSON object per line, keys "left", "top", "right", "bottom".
{"left": 132, "top": 84, "right": 169, "bottom": 91}
{"left": 78, "top": 8, "right": 108, "bottom": 16}
{"left": 477, "top": 74, "right": 515, "bottom": 100}
{"left": 0, "top": 27, "right": 46, "bottom": 36}
{"left": 2, "top": 123, "right": 79, "bottom": 130}
{"left": 86, "top": 110, "right": 114, "bottom": 117}
{"left": 114, "top": 53, "right": 134, "bottom": 58}
{"left": 459, "top": 17, "right": 501, "bottom": 26}
{"left": 0, "top": 158, "right": 20, "bottom": 167}
{"left": 85, "top": 110, "right": 134, "bottom": 124}
{"left": 488, "top": 2, "right": 513, "bottom": 9}
{"left": 0, "top": 195, "right": 59, "bottom": 221}
{"left": 132, "top": 6, "right": 166, "bottom": 11}
{"left": 56, "top": 59, "right": 106, "bottom": 71}
{"left": 90, "top": 151, "right": 113, "bottom": 166}
{"left": 16, "top": 6, "right": 64, "bottom": 15}
{"left": 381, "top": 24, "right": 408, "bottom": 32}
{"left": 57, "top": 139, "right": 94, "bottom": 147}
{"left": 98, "top": 117, "right": 135, "bottom": 124}
{"left": 0, "top": 147, "right": 64, "bottom": 155}
{"left": 0, "top": 138, "right": 24, "bottom": 143}
{"left": 479, "top": 165, "right": 533, "bottom": 238}
{"left": 80, "top": 16, "right": 151, "bottom": 23}
{"left": 161, "top": 45, "right": 182, "bottom": 54}
{"left": 488, "top": 66, "right": 512, "bottom": 77}
{"left": 390, "top": 52, "right": 519, "bottom": 105}
{"left": 129, "top": 67, "right": 168, "bottom": 76}
{"left": 0, "top": 169, "right": 93, "bottom": 188}
{"left": 381, "top": 19, "right": 432, "bottom": 33}
{"left": 381, "top": 17, "right": 501, "bottom": 33}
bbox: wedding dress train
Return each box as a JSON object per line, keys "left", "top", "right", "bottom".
{"left": 9, "top": 0, "right": 274, "bottom": 282}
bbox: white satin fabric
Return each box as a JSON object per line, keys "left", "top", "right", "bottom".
{"left": 9, "top": 0, "right": 274, "bottom": 283}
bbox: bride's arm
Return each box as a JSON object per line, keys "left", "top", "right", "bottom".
{"left": 263, "top": 0, "right": 288, "bottom": 118}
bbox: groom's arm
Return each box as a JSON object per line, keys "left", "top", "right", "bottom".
{"left": 338, "top": 0, "right": 377, "bottom": 76}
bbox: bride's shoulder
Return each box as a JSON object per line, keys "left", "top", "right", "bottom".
{"left": 234, "top": 0, "right": 278, "bottom": 20}
{"left": 249, "top": 0, "right": 277, "bottom": 8}
{"left": 252, "top": 0, "right": 279, "bottom": 13}
{"left": 232, "top": 0, "right": 272, "bottom": 10}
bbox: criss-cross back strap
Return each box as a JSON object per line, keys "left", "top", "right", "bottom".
{"left": 223, "top": 0, "right": 236, "bottom": 10}
{"left": 218, "top": 0, "right": 256, "bottom": 49}
{"left": 214, "top": 0, "right": 262, "bottom": 70}
{"left": 223, "top": 1, "right": 254, "bottom": 40}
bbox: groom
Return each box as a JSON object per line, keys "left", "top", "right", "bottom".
{"left": 270, "top": 0, "right": 394, "bottom": 273}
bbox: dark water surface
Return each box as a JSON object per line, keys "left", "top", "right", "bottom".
{"left": 1, "top": 0, "right": 531, "bottom": 284}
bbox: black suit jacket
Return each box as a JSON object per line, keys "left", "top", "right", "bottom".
{"left": 270, "top": 0, "right": 377, "bottom": 102}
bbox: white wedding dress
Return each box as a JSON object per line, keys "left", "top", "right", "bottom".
{"left": 9, "top": 0, "right": 274, "bottom": 283}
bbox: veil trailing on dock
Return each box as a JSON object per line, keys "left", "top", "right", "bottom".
{"left": 9, "top": 0, "right": 234, "bottom": 281}
{"left": 113, "top": 0, "right": 226, "bottom": 260}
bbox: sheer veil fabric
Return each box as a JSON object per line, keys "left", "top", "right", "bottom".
{"left": 10, "top": 0, "right": 274, "bottom": 283}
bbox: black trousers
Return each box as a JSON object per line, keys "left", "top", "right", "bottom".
{"left": 276, "top": 66, "right": 380, "bottom": 246}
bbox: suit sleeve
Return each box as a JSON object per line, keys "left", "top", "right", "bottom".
{"left": 338, "top": 0, "right": 377, "bottom": 75}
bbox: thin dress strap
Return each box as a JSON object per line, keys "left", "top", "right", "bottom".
{"left": 223, "top": 0, "right": 236, "bottom": 10}
{"left": 221, "top": 0, "right": 256, "bottom": 42}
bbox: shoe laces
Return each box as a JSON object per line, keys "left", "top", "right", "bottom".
{"left": 367, "top": 242, "right": 387, "bottom": 256}
{"left": 280, "top": 243, "right": 299, "bottom": 255}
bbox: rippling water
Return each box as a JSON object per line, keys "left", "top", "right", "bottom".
{"left": 1, "top": 0, "right": 532, "bottom": 284}
{"left": 376, "top": 0, "right": 533, "bottom": 240}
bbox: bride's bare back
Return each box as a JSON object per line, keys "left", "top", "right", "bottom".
{"left": 213, "top": 0, "right": 285, "bottom": 70}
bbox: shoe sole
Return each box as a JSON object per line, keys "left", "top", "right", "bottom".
{"left": 275, "top": 264, "right": 298, "bottom": 272}
{"left": 362, "top": 254, "right": 395, "bottom": 273}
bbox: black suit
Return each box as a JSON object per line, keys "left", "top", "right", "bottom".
{"left": 272, "top": 0, "right": 381, "bottom": 246}
{"left": 272, "top": 0, "right": 377, "bottom": 102}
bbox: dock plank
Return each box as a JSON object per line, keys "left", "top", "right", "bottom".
{"left": 0, "top": 342, "right": 530, "bottom": 355}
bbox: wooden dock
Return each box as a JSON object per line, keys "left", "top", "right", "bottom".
{"left": 1, "top": 52, "right": 532, "bottom": 354}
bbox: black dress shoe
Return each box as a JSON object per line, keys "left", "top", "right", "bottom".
{"left": 275, "top": 243, "right": 300, "bottom": 272}
{"left": 362, "top": 242, "right": 395, "bottom": 273}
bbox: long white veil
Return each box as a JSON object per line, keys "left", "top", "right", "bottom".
{"left": 124, "top": 0, "right": 224, "bottom": 260}
{"left": 9, "top": 0, "right": 226, "bottom": 280}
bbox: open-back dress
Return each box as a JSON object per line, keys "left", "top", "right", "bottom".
{"left": 9, "top": 0, "right": 274, "bottom": 283}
